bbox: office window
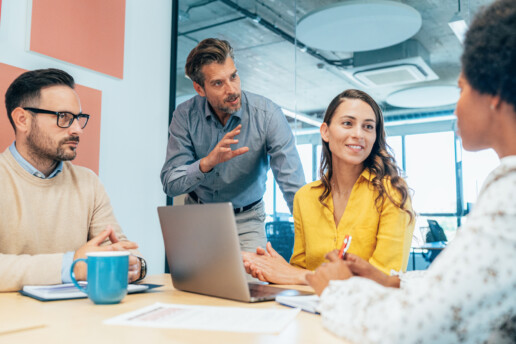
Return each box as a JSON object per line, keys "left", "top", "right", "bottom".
{"left": 405, "top": 132, "right": 457, "bottom": 214}
{"left": 462, "top": 148, "right": 499, "bottom": 208}
{"left": 263, "top": 168, "right": 290, "bottom": 219}
{"left": 264, "top": 168, "right": 275, "bottom": 218}
{"left": 316, "top": 144, "right": 322, "bottom": 180}
{"left": 274, "top": 179, "right": 290, "bottom": 216}
{"left": 386, "top": 135, "right": 403, "bottom": 171}
{"left": 297, "top": 143, "right": 313, "bottom": 183}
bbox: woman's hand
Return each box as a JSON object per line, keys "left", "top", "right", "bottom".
{"left": 242, "top": 242, "right": 308, "bottom": 284}
{"left": 343, "top": 252, "right": 400, "bottom": 288}
{"left": 305, "top": 250, "right": 353, "bottom": 295}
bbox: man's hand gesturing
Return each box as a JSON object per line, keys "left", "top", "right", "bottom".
{"left": 199, "top": 124, "right": 249, "bottom": 173}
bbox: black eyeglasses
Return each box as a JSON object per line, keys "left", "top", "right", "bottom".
{"left": 23, "top": 107, "right": 90, "bottom": 129}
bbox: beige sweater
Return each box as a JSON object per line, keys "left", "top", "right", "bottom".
{"left": 0, "top": 148, "right": 128, "bottom": 291}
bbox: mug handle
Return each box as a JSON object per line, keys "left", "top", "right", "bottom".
{"left": 70, "top": 258, "right": 88, "bottom": 293}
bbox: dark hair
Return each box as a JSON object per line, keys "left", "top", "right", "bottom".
{"left": 318, "top": 89, "right": 413, "bottom": 221}
{"left": 461, "top": 0, "right": 516, "bottom": 109}
{"left": 185, "top": 38, "right": 234, "bottom": 87}
{"left": 5, "top": 68, "right": 75, "bottom": 131}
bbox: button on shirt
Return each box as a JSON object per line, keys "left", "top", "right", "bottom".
{"left": 9, "top": 142, "right": 73, "bottom": 283}
{"left": 160, "top": 91, "right": 305, "bottom": 212}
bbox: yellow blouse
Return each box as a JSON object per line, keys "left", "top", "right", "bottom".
{"left": 290, "top": 170, "right": 414, "bottom": 275}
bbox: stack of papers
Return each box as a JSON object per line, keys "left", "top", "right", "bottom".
{"left": 104, "top": 302, "right": 300, "bottom": 333}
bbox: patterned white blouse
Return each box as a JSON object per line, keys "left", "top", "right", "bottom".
{"left": 318, "top": 156, "right": 516, "bottom": 344}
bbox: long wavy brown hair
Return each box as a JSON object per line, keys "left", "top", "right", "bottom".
{"left": 317, "top": 89, "right": 414, "bottom": 222}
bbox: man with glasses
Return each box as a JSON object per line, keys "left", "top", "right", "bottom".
{"left": 0, "top": 68, "right": 147, "bottom": 291}
{"left": 161, "top": 38, "right": 305, "bottom": 252}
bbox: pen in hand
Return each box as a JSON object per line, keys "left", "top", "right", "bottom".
{"left": 338, "top": 235, "right": 352, "bottom": 259}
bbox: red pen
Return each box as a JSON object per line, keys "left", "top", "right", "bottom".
{"left": 338, "top": 235, "right": 352, "bottom": 259}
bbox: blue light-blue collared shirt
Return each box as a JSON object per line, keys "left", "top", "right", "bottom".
{"left": 161, "top": 91, "right": 305, "bottom": 213}
{"left": 9, "top": 142, "right": 63, "bottom": 179}
{"left": 9, "top": 142, "right": 73, "bottom": 283}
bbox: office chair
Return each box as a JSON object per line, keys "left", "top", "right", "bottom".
{"left": 426, "top": 219, "right": 448, "bottom": 242}
{"left": 423, "top": 219, "right": 447, "bottom": 263}
{"left": 264, "top": 221, "right": 295, "bottom": 262}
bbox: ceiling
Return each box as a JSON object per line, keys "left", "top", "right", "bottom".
{"left": 174, "top": 0, "right": 490, "bottom": 127}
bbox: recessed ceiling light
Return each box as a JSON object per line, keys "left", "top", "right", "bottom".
{"left": 297, "top": 0, "right": 422, "bottom": 52}
{"left": 386, "top": 85, "right": 460, "bottom": 108}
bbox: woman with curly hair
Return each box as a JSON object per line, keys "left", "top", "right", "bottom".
{"left": 242, "top": 89, "right": 414, "bottom": 284}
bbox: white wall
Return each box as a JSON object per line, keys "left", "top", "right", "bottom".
{"left": 0, "top": 0, "right": 172, "bottom": 274}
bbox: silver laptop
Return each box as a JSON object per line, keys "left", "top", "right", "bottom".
{"left": 157, "top": 203, "right": 312, "bottom": 302}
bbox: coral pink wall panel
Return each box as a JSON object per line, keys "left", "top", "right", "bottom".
{"left": 0, "top": 63, "right": 102, "bottom": 174}
{"left": 0, "top": 0, "right": 3, "bottom": 26}
{"left": 0, "top": 64, "right": 24, "bottom": 151}
{"left": 72, "top": 84, "right": 102, "bottom": 174}
{"left": 30, "top": 0, "right": 126, "bottom": 78}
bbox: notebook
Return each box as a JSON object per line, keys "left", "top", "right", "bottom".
{"left": 276, "top": 294, "right": 320, "bottom": 314}
{"left": 157, "top": 203, "right": 312, "bottom": 302}
{"left": 20, "top": 282, "right": 160, "bottom": 301}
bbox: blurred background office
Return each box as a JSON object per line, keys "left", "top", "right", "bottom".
{"left": 0, "top": 0, "right": 497, "bottom": 274}
{"left": 171, "top": 0, "right": 497, "bottom": 269}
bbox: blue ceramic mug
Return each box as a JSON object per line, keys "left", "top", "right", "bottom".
{"left": 70, "top": 251, "right": 130, "bottom": 304}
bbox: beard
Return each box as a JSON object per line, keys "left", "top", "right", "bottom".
{"left": 27, "top": 122, "right": 79, "bottom": 162}
{"left": 217, "top": 93, "right": 241, "bottom": 115}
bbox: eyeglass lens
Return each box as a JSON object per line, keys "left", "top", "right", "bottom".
{"left": 57, "top": 113, "right": 88, "bottom": 129}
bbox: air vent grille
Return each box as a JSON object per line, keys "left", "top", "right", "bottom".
{"left": 341, "top": 40, "right": 439, "bottom": 88}
{"left": 354, "top": 64, "right": 428, "bottom": 87}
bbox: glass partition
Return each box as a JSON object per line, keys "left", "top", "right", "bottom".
{"left": 172, "top": 0, "right": 494, "bottom": 240}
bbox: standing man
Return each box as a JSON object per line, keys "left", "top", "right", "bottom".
{"left": 0, "top": 68, "right": 146, "bottom": 292}
{"left": 161, "top": 38, "right": 305, "bottom": 252}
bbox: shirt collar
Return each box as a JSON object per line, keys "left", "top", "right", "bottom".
{"left": 359, "top": 168, "right": 375, "bottom": 182}
{"left": 9, "top": 142, "right": 63, "bottom": 179}
{"left": 314, "top": 168, "right": 375, "bottom": 189}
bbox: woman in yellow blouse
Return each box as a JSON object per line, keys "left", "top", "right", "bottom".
{"left": 243, "top": 89, "right": 415, "bottom": 284}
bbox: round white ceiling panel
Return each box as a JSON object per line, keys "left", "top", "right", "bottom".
{"left": 386, "top": 85, "right": 461, "bottom": 108}
{"left": 297, "top": 0, "right": 422, "bottom": 52}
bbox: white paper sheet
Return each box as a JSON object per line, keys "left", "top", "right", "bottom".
{"left": 104, "top": 302, "right": 300, "bottom": 333}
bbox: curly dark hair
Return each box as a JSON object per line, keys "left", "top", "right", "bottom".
{"left": 318, "top": 89, "right": 414, "bottom": 222}
{"left": 5, "top": 68, "right": 75, "bottom": 132}
{"left": 185, "top": 38, "right": 234, "bottom": 87}
{"left": 461, "top": 0, "right": 516, "bottom": 109}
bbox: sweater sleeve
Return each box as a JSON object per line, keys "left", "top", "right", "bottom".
{"left": 0, "top": 253, "right": 63, "bottom": 291}
{"left": 0, "top": 156, "right": 140, "bottom": 292}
